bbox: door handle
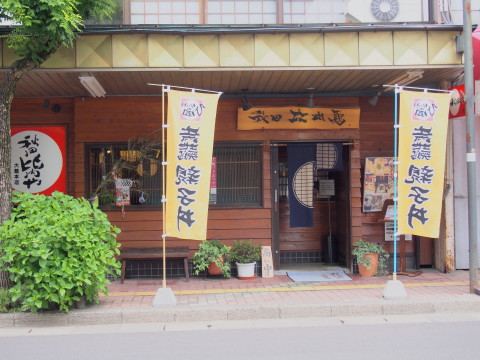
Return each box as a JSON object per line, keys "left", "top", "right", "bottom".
{"left": 274, "top": 189, "right": 278, "bottom": 211}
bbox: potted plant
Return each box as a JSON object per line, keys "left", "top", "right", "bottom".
{"left": 193, "top": 239, "right": 231, "bottom": 278}
{"left": 352, "top": 239, "right": 390, "bottom": 277}
{"left": 230, "top": 240, "right": 262, "bottom": 280}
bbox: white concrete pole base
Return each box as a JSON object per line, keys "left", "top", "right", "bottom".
{"left": 153, "top": 287, "right": 177, "bottom": 307}
{"left": 383, "top": 279, "right": 408, "bottom": 300}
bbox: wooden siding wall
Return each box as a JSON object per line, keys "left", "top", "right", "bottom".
{"left": 71, "top": 97, "right": 278, "bottom": 256}
{"left": 279, "top": 202, "right": 337, "bottom": 252}
{"left": 358, "top": 96, "right": 414, "bottom": 255}
{"left": 11, "top": 95, "right": 369, "bottom": 260}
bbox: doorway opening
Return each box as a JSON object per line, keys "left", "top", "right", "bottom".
{"left": 271, "top": 141, "right": 351, "bottom": 271}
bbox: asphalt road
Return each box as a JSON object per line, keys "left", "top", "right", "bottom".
{"left": 1, "top": 313, "right": 479, "bottom": 360}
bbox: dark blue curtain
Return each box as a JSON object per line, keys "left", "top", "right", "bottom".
{"left": 287, "top": 144, "right": 316, "bottom": 228}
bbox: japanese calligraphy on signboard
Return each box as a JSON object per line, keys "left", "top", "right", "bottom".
{"left": 448, "top": 84, "right": 465, "bottom": 119}
{"left": 384, "top": 222, "right": 412, "bottom": 241}
{"left": 11, "top": 126, "right": 66, "bottom": 195}
{"left": 362, "top": 157, "right": 394, "bottom": 212}
{"left": 398, "top": 91, "right": 450, "bottom": 238}
{"left": 209, "top": 157, "right": 217, "bottom": 204}
{"left": 237, "top": 106, "right": 360, "bottom": 130}
{"left": 166, "top": 90, "right": 220, "bottom": 240}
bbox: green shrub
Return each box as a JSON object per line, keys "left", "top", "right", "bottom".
{"left": 193, "top": 239, "right": 231, "bottom": 278}
{"left": 230, "top": 240, "right": 261, "bottom": 264}
{"left": 0, "top": 289, "right": 12, "bottom": 313}
{"left": 0, "top": 191, "right": 121, "bottom": 313}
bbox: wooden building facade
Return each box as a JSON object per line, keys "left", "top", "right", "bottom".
{"left": 9, "top": 93, "right": 421, "bottom": 273}
{"left": 4, "top": 24, "right": 465, "bottom": 274}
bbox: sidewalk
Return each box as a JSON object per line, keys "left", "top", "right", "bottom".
{"left": 103, "top": 269, "right": 473, "bottom": 308}
{"left": 1, "top": 269, "right": 480, "bottom": 328}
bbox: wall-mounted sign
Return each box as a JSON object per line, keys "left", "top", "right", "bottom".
{"left": 209, "top": 156, "right": 217, "bottom": 204}
{"left": 385, "top": 222, "right": 412, "bottom": 241}
{"left": 384, "top": 205, "right": 395, "bottom": 221}
{"left": 449, "top": 84, "right": 465, "bottom": 119}
{"left": 363, "top": 157, "right": 394, "bottom": 212}
{"left": 319, "top": 179, "right": 335, "bottom": 196}
{"left": 448, "top": 82, "right": 480, "bottom": 117}
{"left": 11, "top": 126, "right": 66, "bottom": 195}
{"left": 238, "top": 106, "right": 360, "bottom": 130}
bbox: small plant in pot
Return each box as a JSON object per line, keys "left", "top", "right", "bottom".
{"left": 230, "top": 240, "right": 262, "bottom": 280}
{"left": 193, "top": 239, "right": 231, "bottom": 278}
{"left": 352, "top": 239, "right": 390, "bottom": 277}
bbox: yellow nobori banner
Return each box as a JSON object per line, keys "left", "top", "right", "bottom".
{"left": 166, "top": 90, "right": 220, "bottom": 240}
{"left": 398, "top": 91, "right": 451, "bottom": 238}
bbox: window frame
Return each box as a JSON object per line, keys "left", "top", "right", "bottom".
{"left": 85, "top": 141, "right": 264, "bottom": 211}
{"left": 209, "top": 141, "right": 264, "bottom": 209}
{"left": 84, "top": 142, "right": 164, "bottom": 210}
{"left": 125, "top": 0, "right": 346, "bottom": 25}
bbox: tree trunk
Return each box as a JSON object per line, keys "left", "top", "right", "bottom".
{"left": 0, "top": 59, "right": 36, "bottom": 289}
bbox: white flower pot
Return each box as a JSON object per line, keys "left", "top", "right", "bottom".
{"left": 236, "top": 262, "right": 256, "bottom": 279}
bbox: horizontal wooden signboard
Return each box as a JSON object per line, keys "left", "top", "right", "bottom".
{"left": 238, "top": 106, "right": 360, "bottom": 130}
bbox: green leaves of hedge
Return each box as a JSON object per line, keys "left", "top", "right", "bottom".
{"left": 0, "top": 191, "right": 121, "bottom": 312}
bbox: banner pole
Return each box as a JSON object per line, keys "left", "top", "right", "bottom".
{"left": 383, "top": 85, "right": 407, "bottom": 300}
{"left": 148, "top": 83, "right": 222, "bottom": 95}
{"left": 383, "top": 84, "right": 451, "bottom": 93}
{"left": 162, "top": 85, "right": 167, "bottom": 289}
{"left": 393, "top": 86, "right": 400, "bottom": 281}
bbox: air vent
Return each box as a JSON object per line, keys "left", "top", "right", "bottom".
{"left": 370, "top": 0, "right": 399, "bottom": 21}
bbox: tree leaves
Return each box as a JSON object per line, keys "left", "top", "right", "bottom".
{"left": 1, "top": 0, "right": 116, "bottom": 65}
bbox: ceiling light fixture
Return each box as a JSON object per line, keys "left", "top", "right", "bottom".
{"left": 79, "top": 76, "right": 106, "bottom": 97}
{"left": 240, "top": 89, "right": 253, "bottom": 111}
{"left": 368, "top": 92, "right": 380, "bottom": 106}
{"left": 305, "top": 87, "right": 316, "bottom": 108}
{"left": 385, "top": 70, "right": 424, "bottom": 88}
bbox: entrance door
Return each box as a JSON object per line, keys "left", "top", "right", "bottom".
{"left": 271, "top": 142, "right": 350, "bottom": 269}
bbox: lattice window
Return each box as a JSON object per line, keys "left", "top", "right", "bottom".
{"left": 127, "top": 0, "right": 346, "bottom": 24}
{"left": 207, "top": 0, "right": 277, "bottom": 24}
{"left": 211, "top": 143, "right": 262, "bottom": 206}
{"left": 86, "top": 142, "right": 262, "bottom": 208}
{"left": 283, "top": 0, "right": 346, "bottom": 24}
{"left": 316, "top": 143, "right": 340, "bottom": 170}
{"left": 87, "top": 144, "right": 164, "bottom": 206}
{"left": 130, "top": 0, "right": 201, "bottom": 24}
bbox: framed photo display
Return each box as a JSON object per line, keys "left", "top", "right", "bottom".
{"left": 363, "top": 157, "right": 394, "bottom": 212}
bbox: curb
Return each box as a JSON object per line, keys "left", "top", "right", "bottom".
{"left": 1, "top": 295, "right": 480, "bottom": 328}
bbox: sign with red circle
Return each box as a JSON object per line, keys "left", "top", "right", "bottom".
{"left": 11, "top": 126, "right": 66, "bottom": 195}
{"left": 448, "top": 85, "right": 466, "bottom": 119}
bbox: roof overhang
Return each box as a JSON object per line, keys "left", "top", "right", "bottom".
{"left": 0, "top": 24, "right": 466, "bottom": 98}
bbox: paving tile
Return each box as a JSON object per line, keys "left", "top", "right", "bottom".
{"left": 92, "top": 270, "right": 477, "bottom": 314}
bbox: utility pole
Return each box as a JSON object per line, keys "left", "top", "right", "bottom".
{"left": 462, "top": 0, "right": 479, "bottom": 294}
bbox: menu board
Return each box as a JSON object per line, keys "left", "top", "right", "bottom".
{"left": 363, "top": 157, "right": 394, "bottom": 212}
